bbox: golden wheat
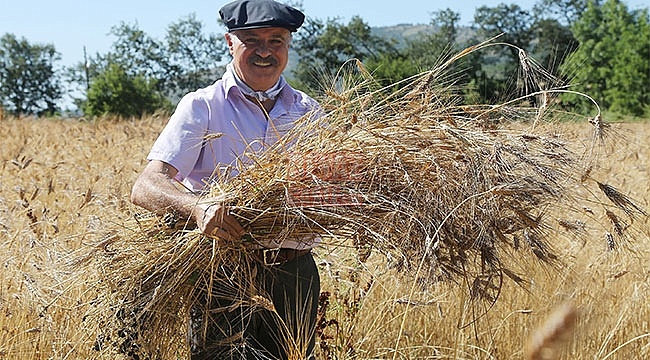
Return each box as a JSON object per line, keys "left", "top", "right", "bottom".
{"left": 1, "top": 42, "right": 649, "bottom": 359}
{"left": 525, "top": 302, "right": 577, "bottom": 360}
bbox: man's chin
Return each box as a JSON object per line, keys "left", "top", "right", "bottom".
{"left": 247, "top": 72, "right": 283, "bottom": 88}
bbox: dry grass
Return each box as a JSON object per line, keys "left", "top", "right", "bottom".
{"left": 1, "top": 118, "right": 648, "bottom": 360}
{"left": 1, "top": 42, "right": 649, "bottom": 359}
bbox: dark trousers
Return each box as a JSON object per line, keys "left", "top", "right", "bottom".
{"left": 190, "top": 252, "right": 320, "bottom": 360}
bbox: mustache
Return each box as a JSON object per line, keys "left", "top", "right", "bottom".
{"left": 248, "top": 55, "right": 278, "bottom": 66}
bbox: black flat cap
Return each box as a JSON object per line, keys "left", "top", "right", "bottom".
{"left": 219, "top": 0, "right": 305, "bottom": 32}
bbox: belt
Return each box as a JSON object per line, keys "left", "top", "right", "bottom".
{"left": 252, "top": 248, "right": 311, "bottom": 266}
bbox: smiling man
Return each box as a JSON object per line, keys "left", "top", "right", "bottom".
{"left": 226, "top": 27, "right": 290, "bottom": 89}
{"left": 130, "top": 0, "right": 321, "bottom": 359}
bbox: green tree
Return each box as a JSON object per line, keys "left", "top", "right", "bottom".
{"left": 292, "top": 16, "right": 398, "bottom": 91}
{"left": 562, "top": 0, "right": 649, "bottom": 115}
{"left": 164, "top": 14, "right": 226, "bottom": 98}
{"left": 404, "top": 8, "right": 462, "bottom": 69}
{"left": 83, "top": 63, "right": 170, "bottom": 118}
{"left": 473, "top": 4, "right": 535, "bottom": 64}
{"left": 0, "top": 33, "right": 62, "bottom": 116}
{"left": 108, "top": 21, "right": 166, "bottom": 81}
{"left": 529, "top": 18, "right": 576, "bottom": 72}
{"left": 469, "top": 4, "right": 537, "bottom": 102}
{"left": 69, "top": 14, "right": 226, "bottom": 115}
{"left": 534, "top": 0, "right": 593, "bottom": 25}
{"left": 365, "top": 9, "right": 463, "bottom": 87}
{"left": 363, "top": 52, "right": 419, "bottom": 88}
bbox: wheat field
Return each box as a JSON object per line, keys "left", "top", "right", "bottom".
{"left": 0, "top": 113, "right": 648, "bottom": 359}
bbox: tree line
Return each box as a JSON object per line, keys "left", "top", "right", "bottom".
{"left": 0, "top": 0, "right": 648, "bottom": 118}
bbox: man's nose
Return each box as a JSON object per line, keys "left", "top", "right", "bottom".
{"left": 255, "top": 42, "right": 272, "bottom": 57}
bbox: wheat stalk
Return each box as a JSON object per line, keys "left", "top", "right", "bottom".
{"left": 525, "top": 302, "right": 577, "bottom": 360}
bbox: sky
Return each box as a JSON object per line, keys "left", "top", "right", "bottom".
{"left": 1, "top": 0, "right": 648, "bottom": 69}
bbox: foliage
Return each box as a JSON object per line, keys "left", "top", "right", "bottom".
{"left": 69, "top": 14, "right": 226, "bottom": 116}
{"left": 83, "top": 63, "right": 171, "bottom": 118}
{"left": 292, "top": 9, "right": 466, "bottom": 91}
{"left": 163, "top": 14, "right": 227, "bottom": 98}
{"left": 533, "top": 0, "right": 594, "bottom": 25}
{"left": 562, "top": 0, "right": 650, "bottom": 116}
{"left": 363, "top": 53, "right": 419, "bottom": 88}
{"left": 366, "top": 9, "right": 463, "bottom": 87}
{"left": 473, "top": 4, "right": 535, "bottom": 64}
{"left": 467, "top": 4, "right": 537, "bottom": 103}
{"left": 292, "top": 16, "right": 398, "bottom": 91}
{"left": 108, "top": 21, "right": 166, "bottom": 84}
{"left": 4, "top": 0, "right": 649, "bottom": 118}
{"left": 529, "top": 18, "right": 577, "bottom": 73}
{"left": 0, "top": 33, "right": 62, "bottom": 116}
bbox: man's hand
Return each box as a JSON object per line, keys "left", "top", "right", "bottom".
{"left": 131, "top": 160, "right": 246, "bottom": 241}
{"left": 195, "top": 201, "right": 246, "bottom": 241}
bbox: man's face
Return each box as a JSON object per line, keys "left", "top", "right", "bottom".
{"left": 225, "top": 27, "right": 291, "bottom": 91}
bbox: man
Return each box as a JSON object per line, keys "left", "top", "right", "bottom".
{"left": 130, "top": 0, "right": 321, "bottom": 358}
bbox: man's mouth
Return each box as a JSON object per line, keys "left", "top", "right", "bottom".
{"left": 251, "top": 57, "right": 277, "bottom": 67}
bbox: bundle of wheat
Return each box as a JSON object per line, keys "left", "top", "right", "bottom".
{"left": 219, "top": 62, "right": 593, "bottom": 296}
{"left": 80, "top": 40, "right": 646, "bottom": 358}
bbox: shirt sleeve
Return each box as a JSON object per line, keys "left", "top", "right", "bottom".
{"left": 147, "top": 93, "right": 210, "bottom": 180}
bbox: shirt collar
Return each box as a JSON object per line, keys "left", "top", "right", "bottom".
{"left": 224, "top": 62, "right": 287, "bottom": 102}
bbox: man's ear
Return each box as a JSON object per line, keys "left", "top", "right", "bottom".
{"left": 224, "top": 33, "right": 235, "bottom": 54}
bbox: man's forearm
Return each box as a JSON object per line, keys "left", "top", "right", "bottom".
{"left": 130, "top": 160, "right": 202, "bottom": 222}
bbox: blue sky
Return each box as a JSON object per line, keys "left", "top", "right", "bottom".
{"left": 0, "top": 0, "right": 648, "bottom": 68}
